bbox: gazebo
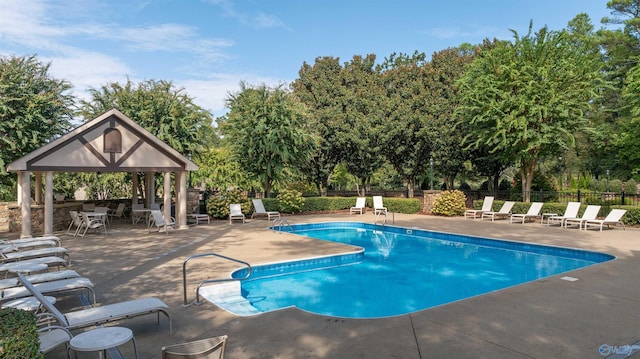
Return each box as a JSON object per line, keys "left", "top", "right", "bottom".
{"left": 6, "top": 108, "right": 198, "bottom": 238}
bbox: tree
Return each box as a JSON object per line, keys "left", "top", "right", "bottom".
{"left": 426, "top": 47, "right": 476, "bottom": 190}
{"left": 339, "top": 55, "right": 387, "bottom": 195}
{"left": 292, "top": 56, "right": 346, "bottom": 195}
{"left": 456, "top": 23, "right": 604, "bottom": 202}
{"left": 220, "top": 83, "right": 318, "bottom": 197}
{"left": 0, "top": 55, "right": 74, "bottom": 199}
{"left": 378, "top": 51, "right": 433, "bottom": 197}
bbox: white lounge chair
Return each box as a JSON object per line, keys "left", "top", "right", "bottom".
{"left": 373, "top": 196, "right": 387, "bottom": 215}
{"left": 0, "top": 257, "right": 68, "bottom": 274}
{"left": 546, "top": 202, "right": 581, "bottom": 227}
{"left": 0, "top": 239, "right": 58, "bottom": 254}
{"left": 148, "top": 209, "right": 176, "bottom": 234}
{"left": 350, "top": 197, "right": 366, "bottom": 215}
{"left": 583, "top": 209, "right": 627, "bottom": 231}
{"left": 509, "top": 202, "right": 544, "bottom": 224}
{"left": 465, "top": 196, "right": 494, "bottom": 219}
{"left": 78, "top": 212, "right": 107, "bottom": 237}
{"left": 162, "top": 335, "right": 228, "bottom": 359}
{"left": 229, "top": 204, "right": 245, "bottom": 224}
{"left": 1, "top": 246, "right": 70, "bottom": 265}
{"left": 251, "top": 199, "right": 280, "bottom": 221}
{"left": 0, "top": 270, "right": 81, "bottom": 291}
{"left": 2, "top": 277, "right": 96, "bottom": 304}
{"left": 38, "top": 325, "right": 73, "bottom": 356}
{"left": 0, "top": 236, "right": 60, "bottom": 247}
{"left": 18, "top": 273, "right": 173, "bottom": 335}
{"left": 564, "top": 205, "right": 601, "bottom": 229}
{"left": 481, "top": 201, "right": 515, "bottom": 221}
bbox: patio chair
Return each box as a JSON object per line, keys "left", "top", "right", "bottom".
{"left": 17, "top": 273, "right": 173, "bottom": 335}
{"left": 373, "top": 196, "right": 387, "bottom": 215}
{"left": 162, "top": 335, "right": 228, "bottom": 359}
{"left": 0, "top": 238, "right": 58, "bottom": 254}
{"left": 464, "top": 196, "right": 494, "bottom": 219}
{"left": 1, "top": 246, "right": 70, "bottom": 266}
{"left": 582, "top": 209, "right": 627, "bottom": 231}
{"left": 131, "top": 203, "right": 148, "bottom": 226}
{"left": 0, "top": 236, "right": 60, "bottom": 247}
{"left": 148, "top": 209, "right": 176, "bottom": 234}
{"left": 109, "top": 203, "right": 127, "bottom": 222}
{"left": 229, "top": 204, "right": 245, "bottom": 224}
{"left": 78, "top": 211, "right": 107, "bottom": 237}
{"left": 546, "top": 202, "right": 581, "bottom": 227}
{"left": 564, "top": 205, "right": 601, "bottom": 229}
{"left": 2, "top": 276, "right": 96, "bottom": 304}
{"left": 481, "top": 201, "right": 515, "bottom": 221}
{"left": 0, "top": 269, "right": 81, "bottom": 291}
{"left": 66, "top": 210, "right": 83, "bottom": 236}
{"left": 350, "top": 197, "right": 366, "bottom": 215}
{"left": 0, "top": 257, "right": 69, "bottom": 275}
{"left": 510, "top": 202, "right": 544, "bottom": 224}
{"left": 251, "top": 199, "right": 280, "bottom": 221}
{"left": 37, "top": 323, "right": 73, "bottom": 356}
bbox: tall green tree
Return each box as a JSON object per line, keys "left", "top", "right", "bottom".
{"left": 340, "top": 55, "right": 386, "bottom": 195}
{"left": 220, "top": 83, "right": 318, "bottom": 197}
{"left": 456, "top": 24, "right": 604, "bottom": 202}
{"left": 427, "top": 47, "right": 476, "bottom": 190}
{"left": 292, "top": 56, "right": 345, "bottom": 195}
{"left": 378, "top": 51, "right": 432, "bottom": 197}
{"left": 0, "top": 55, "right": 75, "bottom": 199}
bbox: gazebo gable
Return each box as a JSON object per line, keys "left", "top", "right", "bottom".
{"left": 7, "top": 109, "right": 197, "bottom": 173}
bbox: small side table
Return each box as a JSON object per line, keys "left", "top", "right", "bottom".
{"left": 2, "top": 295, "right": 56, "bottom": 312}
{"left": 70, "top": 326, "right": 138, "bottom": 359}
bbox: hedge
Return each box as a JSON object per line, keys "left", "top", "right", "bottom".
{"left": 0, "top": 308, "right": 41, "bottom": 358}
{"left": 259, "top": 197, "right": 422, "bottom": 214}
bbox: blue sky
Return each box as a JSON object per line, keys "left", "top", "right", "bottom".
{"left": 1, "top": 0, "right": 614, "bottom": 118}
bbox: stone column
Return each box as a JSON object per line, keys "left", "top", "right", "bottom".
{"left": 176, "top": 171, "right": 188, "bottom": 229}
{"left": 163, "top": 172, "right": 171, "bottom": 221}
{"left": 20, "top": 171, "right": 32, "bottom": 238}
{"left": 35, "top": 172, "right": 43, "bottom": 205}
{"left": 422, "top": 190, "right": 442, "bottom": 214}
{"left": 132, "top": 172, "right": 139, "bottom": 206}
{"left": 44, "top": 171, "right": 53, "bottom": 236}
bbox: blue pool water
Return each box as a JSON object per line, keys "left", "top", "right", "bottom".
{"left": 231, "top": 222, "right": 614, "bottom": 319}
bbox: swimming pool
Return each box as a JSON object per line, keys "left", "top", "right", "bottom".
{"left": 204, "top": 222, "right": 614, "bottom": 319}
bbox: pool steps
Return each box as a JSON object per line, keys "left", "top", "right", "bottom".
{"left": 200, "top": 281, "right": 262, "bottom": 316}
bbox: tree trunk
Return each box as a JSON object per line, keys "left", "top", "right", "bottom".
{"left": 318, "top": 183, "right": 327, "bottom": 197}
{"left": 520, "top": 159, "right": 536, "bottom": 203}
{"left": 492, "top": 174, "right": 500, "bottom": 196}
{"left": 406, "top": 178, "right": 415, "bottom": 198}
{"left": 264, "top": 181, "right": 272, "bottom": 198}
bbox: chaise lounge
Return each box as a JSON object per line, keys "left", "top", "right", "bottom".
{"left": 18, "top": 273, "right": 173, "bottom": 335}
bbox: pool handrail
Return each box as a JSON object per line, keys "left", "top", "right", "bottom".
{"left": 182, "top": 253, "right": 252, "bottom": 307}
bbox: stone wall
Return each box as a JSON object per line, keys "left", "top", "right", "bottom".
{"left": 0, "top": 201, "right": 84, "bottom": 234}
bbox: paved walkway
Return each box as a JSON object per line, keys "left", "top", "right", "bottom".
{"left": 17, "top": 212, "right": 639, "bottom": 358}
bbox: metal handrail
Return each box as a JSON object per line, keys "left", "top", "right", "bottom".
{"left": 182, "top": 253, "right": 252, "bottom": 307}
{"left": 271, "top": 219, "right": 293, "bottom": 233}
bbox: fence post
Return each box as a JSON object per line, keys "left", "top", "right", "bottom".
{"left": 577, "top": 189, "right": 581, "bottom": 203}
{"left": 621, "top": 191, "right": 625, "bottom": 205}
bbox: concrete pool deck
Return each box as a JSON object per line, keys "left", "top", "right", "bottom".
{"left": 13, "top": 212, "right": 640, "bottom": 358}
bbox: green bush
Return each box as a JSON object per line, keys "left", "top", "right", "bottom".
{"left": 614, "top": 205, "right": 640, "bottom": 226}
{"left": 277, "top": 189, "right": 305, "bottom": 213}
{"left": 0, "top": 308, "right": 41, "bottom": 358}
{"left": 625, "top": 179, "right": 638, "bottom": 194}
{"left": 432, "top": 190, "right": 466, "bottom": 216}
{"left": 375, "top": 197, "right": 421, "bottom": 214}
{"left": 301, "top": 197, "right": 356, "bottom": 212}
{"left": 206, "top": 189, "right": 251, "bottom": 219}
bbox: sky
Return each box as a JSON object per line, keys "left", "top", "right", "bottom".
{"left": 1, "top": 0, "right": 615, "bottom": 119}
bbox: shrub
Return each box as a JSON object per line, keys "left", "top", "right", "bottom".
{"left": 615, "top": 205, "right": 640, "bottom": 226}
{"left": 609, "top": 179, "right": 623, "bottom": 193}
{"left": 277, "top": 189, "right": 305, "bottom": 213}
{"left": 0, "top": 308, "right": 41, "bottom": 358}
{"left": 432, "top": 190, "right": 466, "bottom": 216}
{"left": 206, "top": 189, "right": 251, "bottom": 219}
{"left": 624, "top": 179, "right": 638, "bottom": 194}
